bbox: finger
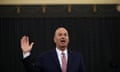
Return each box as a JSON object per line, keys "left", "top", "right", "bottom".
{"left": 21, "top": 35, "right": 26, "bottom": 48}
{"left": 21, "top": 36, "right": 25, "bottom": 44}
{"left": 30, "top": 42, "right": 34, "bottom": 48}
{"left": 23, "top": 35, "right": 27, "bottom": 44}
{"left": 26, "top": 36, "right": 29, "bottom": 45}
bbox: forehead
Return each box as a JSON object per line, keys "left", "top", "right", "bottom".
{"left": 55, "top": 28, "right": 68, "bottom": 34}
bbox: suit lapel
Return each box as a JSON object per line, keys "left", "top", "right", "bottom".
{"left": 67, "top": 50, "right": 73, "bottom": 72}
{"left": 51, "top": 49, "right": 61, "bottom": 71}
{"left": 51, "top": 49, "right": 73, "bottom": 72}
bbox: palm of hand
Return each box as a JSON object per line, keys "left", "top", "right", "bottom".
{"left": 20, "top": 36, "right": 34, "bottom": 54}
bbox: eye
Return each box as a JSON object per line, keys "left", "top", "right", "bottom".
{"left": 58, "top": 33, "right": 62, "bottom": 36}
{"left": 64, "top": 33, "right": 67, "bottom": 36}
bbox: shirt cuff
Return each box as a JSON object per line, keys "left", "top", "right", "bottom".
{"left": 23, "top": 52, "right": 31, "bottom": 59}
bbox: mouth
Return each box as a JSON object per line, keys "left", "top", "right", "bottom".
{"left": 60, "top": 40, "right": 66, "bottom": 43}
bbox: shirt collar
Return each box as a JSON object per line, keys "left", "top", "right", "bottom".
{"left": 56, "top": 48, "right": 67, "bottom": 56}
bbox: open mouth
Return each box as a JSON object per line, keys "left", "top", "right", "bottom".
{"left": 60, "top": 40, "right": 66, "bottom": 43}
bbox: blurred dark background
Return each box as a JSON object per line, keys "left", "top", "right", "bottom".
{"left": 1, "top": 5, "right": 120, "bottom": 72}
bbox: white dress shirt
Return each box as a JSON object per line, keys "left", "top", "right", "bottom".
{"left": 56, "top": 48, "right": 68, "bottom": 68}
{"left": 23, "top": 52, "right": 30, "bottom": 58}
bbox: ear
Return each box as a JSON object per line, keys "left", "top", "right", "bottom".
{"left": 53, "top": 37, "right": 56, "bottom": 43}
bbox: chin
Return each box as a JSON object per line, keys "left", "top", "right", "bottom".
{"left": 60, "top": 46, "right": 67, "bottom": 49}
{"left": 60, "top": 48, "right": 66, "bottom": 51}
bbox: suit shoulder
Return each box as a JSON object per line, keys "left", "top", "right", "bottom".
{"left": 38, "top": 49, "right": 55, "bottom": 58}
{"left": 70, "top": 50, "right": 83, "bottom": 57}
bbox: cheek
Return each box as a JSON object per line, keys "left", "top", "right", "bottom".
{"left": 67, "top": 38, "right": 69, "bottom": 42}
{"left": 54, "top": 38, "right": 60, "bottom": 43}
{"left": 66, "top": 37, "right": 69, "bottom": 40}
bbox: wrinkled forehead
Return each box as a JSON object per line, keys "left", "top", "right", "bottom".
{"left": 55, "top": 27, "right": 69, "bottom": 35}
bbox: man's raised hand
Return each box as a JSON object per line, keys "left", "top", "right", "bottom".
{"left": 20, "top": 35, "right": 34, "bottom": 54}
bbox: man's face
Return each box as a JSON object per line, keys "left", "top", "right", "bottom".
{"left": 54, "top": 27, "right": 69, "bottom": 50}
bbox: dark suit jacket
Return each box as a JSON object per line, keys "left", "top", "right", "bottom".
{"left": 23, "top": 49, "right": 85, "bottom": 72}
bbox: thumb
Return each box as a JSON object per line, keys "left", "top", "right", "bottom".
{"left": 30, "top": 42, "right": 34, "bottom": 48}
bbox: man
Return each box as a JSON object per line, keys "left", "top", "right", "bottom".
{"left": 21, "top": 27, "right": 85, "bottom": 72}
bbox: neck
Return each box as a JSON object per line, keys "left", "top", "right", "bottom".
{"left": 57, "top": 46, "right": 66, "bottom": 51}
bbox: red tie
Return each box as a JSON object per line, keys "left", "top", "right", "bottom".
{"left": 61, "top": 52, "right": 67, "bottom": 72}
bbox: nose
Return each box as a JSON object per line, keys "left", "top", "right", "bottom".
{"left": 61, "top": 35, "right": 65, "bottom": 39}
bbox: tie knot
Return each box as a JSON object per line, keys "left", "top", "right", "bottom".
{"left": 61, "top": 52, "right": 65, "bottom": 56}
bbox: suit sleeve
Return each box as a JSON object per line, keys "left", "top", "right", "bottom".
{"left": 79, "top": 54, "right": 86, "bottom": 72}
{"left": 22, "top": 55, "right": 43, "bottom": 72}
